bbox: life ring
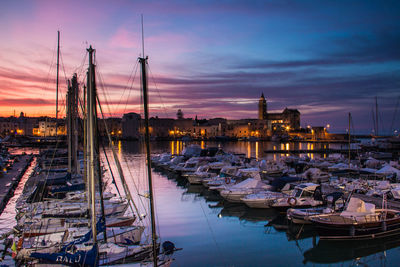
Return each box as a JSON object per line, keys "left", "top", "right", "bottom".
{"left": 225, "top": 177, "right": 231, "bottom": 184}
{"left": 287, "top": 197, "right": 297, "bottom": 207}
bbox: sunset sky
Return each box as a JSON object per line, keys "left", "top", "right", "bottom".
{"left": 0, "top": 0, "right": 399, "bottom": 133}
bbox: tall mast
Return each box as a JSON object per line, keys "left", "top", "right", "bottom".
{"left": 348, "top": 112, "right": 351, "bottom": 167}
{"left": 72, "top": 75, "right": 79, "bottom": 174}
{"left": 56, "top": 31, "right": 60, "bottom": 136}
{"left": 87, "top": 46, "right": 97, "bottom": 247}
{"left": 140, "top": 56, "right": 158, "bottom": 266}
{"left": 67, "top": 80, "right": 72, "bottom": 173}
{"left": 375, "top": 96, "right": 379, "bottom": 136}
{"left": 140, "top": 15, "right": 158, "bottom": 266}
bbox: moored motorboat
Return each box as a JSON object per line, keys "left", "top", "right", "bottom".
{"left": 310, "top": 197, "right": 400, "bottom": 240}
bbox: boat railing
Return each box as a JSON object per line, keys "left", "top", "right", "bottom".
{"left": 318, "top": 213, "right": 381, "bottom": 224}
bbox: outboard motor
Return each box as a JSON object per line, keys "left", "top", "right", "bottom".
{"left": 162, "top": 241, "right": 176, "bottom": 255}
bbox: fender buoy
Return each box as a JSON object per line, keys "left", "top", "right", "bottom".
{"left": 287, "top": 197, "right": 297, "bottom": 207}
{"left": 17, "top": 237, "right": 23, "bottom": 251}
{"left": 225, "top": 177, "right": 231, "bottom": 184}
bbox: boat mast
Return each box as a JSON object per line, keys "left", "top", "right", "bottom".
{"left": 67, "top": 80, "right": 72, "bottom": 173}
{"left": 375, "top": 96, "right": 379, "bottom": 136}
{"left": 87, "top": 46, "right": 98, "bottom": 246}
{"left": 56, "top": 31, "right": 60, "bottom": 136}
{"left": 140, "top": 55, "right": 158, "bottom": 267}
{"left": 348, "top": 112, "right": 351, "bottom": 167}
{"left": 140, "top": 15, "right": 158, "bottom": 266}
{"left": 67, "top": 75, "right": 80, "bottom": 174}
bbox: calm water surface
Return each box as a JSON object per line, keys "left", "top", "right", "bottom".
{"left": 0, "top": 141, "right": 396, "bottom": 266}
{"left": 112, "top": 141, "right": 398, "bottom": 267}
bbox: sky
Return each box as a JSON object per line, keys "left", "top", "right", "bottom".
{"left": 0, "top": 0, "right": 399, "bottom": 134}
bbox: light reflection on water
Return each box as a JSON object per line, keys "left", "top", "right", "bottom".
{"left": 1, "top": 142, "right": 393, "bottom": 266}
{"left": 110, "top": 141, "right": 397, "bottom": 267}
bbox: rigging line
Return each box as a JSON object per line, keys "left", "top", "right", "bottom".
{"left": 117, "top": 60, "right": 139, "bottom": 112}
{"left": 35, "top": 42, "right": 57, "bottom": 117}
{"left": 152, "top": 167, "right": 161, "bottom": 242}
{"left": 350, "top": 114, "right": 361, "bottom": 161}
{"left": 123, "top": 152, "right": 150, "bottom": 222}
{"left": 198, "top": 201, "right": 230, "bottom": 267}
{"left": 100, "top": 138, "right": 122, "bottom": 198}
{"left": 96, "top": 94, "right": 145, "bottom": 223}
{"left": 59, "top": 49, "right": 69, "bottom": 86}
{"left": 378, "top": 109, "right": 386, "bottom": 135}
{"left": 95, "top": 62, "right": 149, "bottom": 220}
{"left": 371, "top": 109, "right": 376, "bottom": 135}
{"left": 74, "top": 51, "right": 88, "bottom": 80}
{"left": 94, "top": 67, "right": 147, "bottom": 216}
{"left": 95, "top": 65, "right": 116, "bottom": 118}
{"left": 390, "top": 96, "right": 400, "bottom": 134}
{"left": 91, "top": 57, "right": 117, "bottom": 119}
{"left": 147, "top": 64, "right": 172, "bottom": 118}
{"left": 122, "top": 62, "right": 140, "bottom": 116}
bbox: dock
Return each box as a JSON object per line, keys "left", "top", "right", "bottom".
{"left": 0, "top": 154, "right": 34, "bottom": 215}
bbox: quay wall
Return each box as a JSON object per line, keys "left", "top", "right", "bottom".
{"left": 0, "top": 154, "right": 34, "bottom": 215}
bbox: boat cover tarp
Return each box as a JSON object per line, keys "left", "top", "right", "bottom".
{"left": 30, "top": 244, "right": 98, "bottom": 266}
{"left": 271, "top": 176, "right": 302, "bottom": 190}
{"left": 341, "top": 198, "right": 375, "bottom": 218}
{"left": 51, "top": 183, "right": 85, "bottom": 193}
{"left": 376, "top": 165, "right": 400, "bottom": 177}
{"left": 61, "top": 219, "right": 105, "bottom": 251}
{"left": 231, "top": 178, "right": 267, "bottom": 189}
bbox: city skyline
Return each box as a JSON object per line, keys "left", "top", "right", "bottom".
{"left": 0, "top": 0, "right": 399, "bottom": 134}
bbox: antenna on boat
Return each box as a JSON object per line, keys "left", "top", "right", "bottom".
{"left": 348, "top": 112, "right": 351, "bottom": 167}
{"left": 375, "top": 96, "right": 379, "bottom": 136}
{"left": 56, "top": 30, "right": 60, "bottom": 136}
{"left": 141, "top": 14, "right": 145, "bottom": 58}
{"left": 139, "top": 15, "right": 158, "bottom": 267}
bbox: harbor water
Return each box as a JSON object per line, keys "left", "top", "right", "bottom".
{"left": 0, "top": 141, "right": 397, "bottom": 266}
{"left": 111, "top": 140, "right": 397, "bottom": 267}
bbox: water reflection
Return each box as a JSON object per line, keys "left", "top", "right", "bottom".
{"left": 218, "top": 203, "right": 279, "bottom": 223}
{"left": 255, "top": 141, "right": 259, "bottom": 159}
{"left": 265, "top": 215, "right": 316, "bottom": 241}
{"left": 106, "top": 140, "right": 389, "bottom": 267}
{"left": 303, "top": 235, "right": 400, "bottom": 265}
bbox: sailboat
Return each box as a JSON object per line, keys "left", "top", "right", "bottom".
{"left": 14, "top": 46, "right": 158, "bottom": 266}
{"left": 16, "top": 30, "right": 179, "bottom": 264}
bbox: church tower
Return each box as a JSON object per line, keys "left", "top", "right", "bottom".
{"left": 258, "top": 93, "right": 267, "bottom": 120}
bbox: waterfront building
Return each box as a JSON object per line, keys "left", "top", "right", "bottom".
{"left": 258, "top": 93, "right": 267, "bottom": 120}
{"left": 267, "top": 108, "right": 301, "bottom": 131}
{"left": 122, "top": 112, "right": 141, "bottom": 140}
{"left": 98, "top": 117, "right": 122, "bottom": 138}
{"left": 33, "top": 118, "right": 66, "bottom": 136}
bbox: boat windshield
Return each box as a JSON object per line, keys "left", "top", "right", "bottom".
{"left": 291, "top": 189, "right": 302, "bottom": 197}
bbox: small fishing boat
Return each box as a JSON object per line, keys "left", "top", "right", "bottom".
{"left": 287, "top": 192, "right": 344, "bottom": 224}
{"left": 271, "top": 183, "right": 324, "bottom": 211}
{"left": 310, "top": 197, "right": 400, "bottom": 240}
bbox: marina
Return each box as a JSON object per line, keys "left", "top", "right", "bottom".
{"left": 1, "top": 1, "right": 400, "bottom": 266}
{"left": 1, "top": 138, "right": 400, "bottom": 266}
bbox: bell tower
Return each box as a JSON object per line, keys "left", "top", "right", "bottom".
{"left": 258, "top": 93, "right": 267, "bottom": 120}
